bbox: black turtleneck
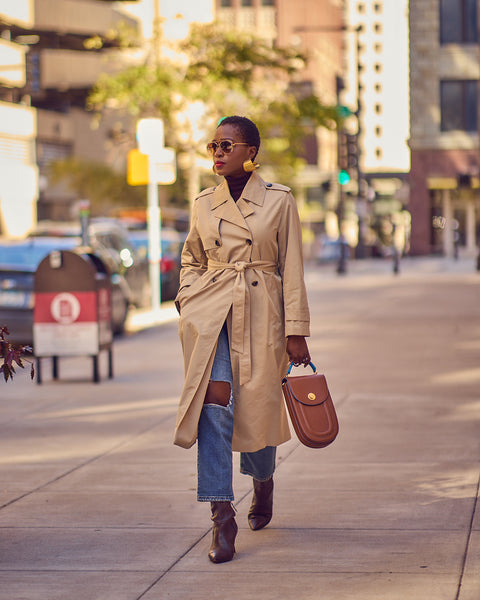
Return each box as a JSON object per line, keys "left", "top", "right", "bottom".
{"left": 225, "top": 172, "right": 252, "bottom": 202}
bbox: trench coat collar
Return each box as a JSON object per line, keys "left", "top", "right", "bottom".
{"left": 210, "top": 172, "right": 267, "bottom": 229}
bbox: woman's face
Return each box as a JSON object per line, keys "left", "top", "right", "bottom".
{"left": 210, "top": 123, "right": 257, "bottom": 178}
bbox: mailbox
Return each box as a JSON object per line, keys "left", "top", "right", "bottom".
{"left": 33, "top": 248, "right": 113, "bottom": 383}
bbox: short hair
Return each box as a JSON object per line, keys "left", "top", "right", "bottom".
{"left": 217, "top": 115, "right": 260, "bottom": 156}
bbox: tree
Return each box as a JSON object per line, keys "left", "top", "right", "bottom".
{"left": 87, "top": 22, "right": 341, "bottom": 188}
{"left": 48, "top": 158, "right": 147, "bottom": 216}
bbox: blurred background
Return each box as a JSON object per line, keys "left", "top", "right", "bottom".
{"left": 0, "top": 0, "right": 478, "bottom": 267}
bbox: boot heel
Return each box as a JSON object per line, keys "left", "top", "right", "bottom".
{"left": 248, "top": 477, "right": 273, "bottom": 531}
{"left": 209, "top": 501, "right": 238, "bottom": 563}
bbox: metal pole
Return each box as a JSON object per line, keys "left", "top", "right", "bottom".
{"left": 337, "top": 184, "right": 347, "bottom": 275}
{"left": 336, "top": 77, "right": 347, "bottom": 276}
{"left": 392, "top": 222, "right": 400, "bottom": 274}
{"left": 147, "top": 180, "right": 162, "bottom": 311}
{"left": 79, "top": 199, "right": 90, "bottom": 246}
{"left": 354, "top": 26, "right": 367, "bottom": 258}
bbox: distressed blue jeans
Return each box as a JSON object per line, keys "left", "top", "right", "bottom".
{"left": 197, "top": 322, "right": 276, "bottom": 502}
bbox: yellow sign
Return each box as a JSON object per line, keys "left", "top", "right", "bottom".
{"left": 127, "top": 148, "right": 177, "bottom": 185}
{"left": 127, "top": 149, "right": 149, "bottom": 186}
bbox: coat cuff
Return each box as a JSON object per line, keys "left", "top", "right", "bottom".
{"left": 285, "top": 320, "right": 310, "bottom": 337}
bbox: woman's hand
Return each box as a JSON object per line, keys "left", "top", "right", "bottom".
{"left": 286, "top": 335, "right": 311, "bottom": 367}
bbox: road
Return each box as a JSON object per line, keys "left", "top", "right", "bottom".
{"left": 0, "top": 256, "right": 479, "bottom": 599}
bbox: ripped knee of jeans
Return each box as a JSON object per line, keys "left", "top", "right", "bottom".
{"left": 204, "top": 380, "right": 231, "bottom": 407}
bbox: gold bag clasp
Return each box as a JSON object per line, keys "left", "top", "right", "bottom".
{"left": 307, "top": 392, "right": 316, "bottom": 401}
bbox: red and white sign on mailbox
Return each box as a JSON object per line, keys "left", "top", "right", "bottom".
{"left": 34, "top": 289, "right": 111, "bottom": 356}
{"left": 33, "top": 250, "right": 113, "bottom": 357}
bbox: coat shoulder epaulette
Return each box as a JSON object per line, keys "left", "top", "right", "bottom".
{"left": 195, "top": 186, "right": 215, "bottom": 200}
{"left": 264, "top": 182, "right": 291, "bottom": 193}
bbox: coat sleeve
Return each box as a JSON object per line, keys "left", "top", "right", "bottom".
{"left": 175, "top": 200, "right": 207, "bottom": 305}
{"left": 277, "top": 191, "right": 310, "bottom": 338}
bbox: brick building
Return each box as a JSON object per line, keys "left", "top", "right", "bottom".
{"left": 409, "top": 0, "right": 479, "bottom": 256}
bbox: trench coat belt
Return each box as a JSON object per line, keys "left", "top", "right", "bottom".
{"left": 207, "top": 259, "right": 277, "bottom": 385}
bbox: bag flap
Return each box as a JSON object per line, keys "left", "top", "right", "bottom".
{"left": 282, "top": 373, "right": 330, "bottom": 406}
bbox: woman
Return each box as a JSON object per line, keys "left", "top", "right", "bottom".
{"left": 174, "top": 116, "right": 310, "bottom": 563}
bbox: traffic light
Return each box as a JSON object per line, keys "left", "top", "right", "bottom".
{"left": 338, "top": 170, "right": 351, "bottom": 186}
{"left": 346, "top": 133, "right": 359, "bottom": 169}
{"left": 338, "top": 130, "right": 359, "bottom": 171}
{"left": 337, "top": 130, "right": 348, "bottom": 171}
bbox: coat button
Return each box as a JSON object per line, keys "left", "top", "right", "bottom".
{"left": 252, "top": 280, "right": 258, "bottom": 286}
{"left": 246, "top": 239, "right": 252, "bottom": 245}
{"left": 212, "top": 277, "right": 216, "bottom": 283}
{"left": 215, "top": 239, "right": 220, "bottom": 246}
{"left": 266, "top": 183, "right": 272, "bottom": 187}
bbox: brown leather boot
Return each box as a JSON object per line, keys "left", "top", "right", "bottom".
{"left": 248, "top": 476, "right": 274, "bottom": 531}
{"left": 208, "top": 501, "right": 238, "bottom": 563}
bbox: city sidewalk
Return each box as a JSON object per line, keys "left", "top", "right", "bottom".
{"left": 0, "top": 256, "right": 479, "bottom": 600}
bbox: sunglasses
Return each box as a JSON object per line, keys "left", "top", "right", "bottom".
{"left": 206, "top": 140, "right": 249, "bottom": 154}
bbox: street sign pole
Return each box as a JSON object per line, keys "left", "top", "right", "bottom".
{"left": 147, "top": 178, "right": 161, "bottom": 312}
{"left": 133, "top": 119, "right": 176, "bottom": 312}
{"left": 146, "top": 148, "right": 176, "bottom": 311}
{"left": 136, "top": 118, "right": 165, "bottom": 312}
{"left": 134, "top": 119, "right": 176, "bottom": 313}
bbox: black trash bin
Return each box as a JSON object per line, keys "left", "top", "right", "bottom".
{"left": 33, "top": 248, "right": 113, "bottom": 383}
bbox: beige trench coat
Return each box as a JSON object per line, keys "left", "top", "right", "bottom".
{"left": 174, "top": 171, "right": 310, "bottom": 452}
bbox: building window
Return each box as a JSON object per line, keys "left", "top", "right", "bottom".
{"left": 374, "top": 42, "right": 382, "bottom": 53}
{"left": 375, "top": 125, "right": 382, "bottom": 137}
{"left": 261, "top": 0, "right": 275, "bottom": 5}
{"left": 374, "top": 63, "right": 382, "bottom": 73}
{"left": 375, "top": 147, "right": 383, "bottom": 159}
{"left": 220, "top": 0, "right": 232, "bottom": 6}
{"left": 37, "top": 141, "right": 72, "bottom": 171}
{"left": 374, "top": 103, "right": 382, "bottom": 114}
{"left": 357, "top": 2, "right": 366, "bottom": 13}
{"left": 373, "top": 22, "right": 382, "bottom": 34}
{"left": 374, "top": 82, "right": 382, "bottom": 93}
{"left": 373, "top": 2, "right": 383, "bottom": 13}
{"left": 241, "top": 0, "right": 253, "bottom": 5}
{"left": 440, "top": 80, "right": 478, "bottom": 131}
{"left": 440, "top": 0, "right": 478, "bottom": 44}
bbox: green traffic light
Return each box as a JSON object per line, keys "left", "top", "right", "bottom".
{"left": 338, "top": 170, "right": 350, "bottom": 185}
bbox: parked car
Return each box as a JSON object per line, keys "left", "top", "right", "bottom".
{"left": 127, "top": 228, "right": 185, "bottom": 302}
{"left": 0, "top": 236, "right": 133, "bottom": 347}
{"left": 29, "top": 219, "right": 150, "bottom": 308}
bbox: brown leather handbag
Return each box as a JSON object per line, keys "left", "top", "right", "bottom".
{"left": 282, "top": 362, "right": 339, "bottom": 448}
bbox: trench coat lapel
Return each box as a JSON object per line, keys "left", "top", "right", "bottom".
{"left": 237, "top": 171, "right": 266, "bottom": 218}
{"left": 243, "top": 171, "right": 267, "bottom": 205}
{"left": 211, "top": 180, "right": 250, "bottom": 231}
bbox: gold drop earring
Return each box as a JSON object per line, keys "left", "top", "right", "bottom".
{"left": 243, "top": 159, "right": 260, "bottom": 172}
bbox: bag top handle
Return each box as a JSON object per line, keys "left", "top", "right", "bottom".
{"left": 286, "top": 361, "right": 317, "bottom": 376}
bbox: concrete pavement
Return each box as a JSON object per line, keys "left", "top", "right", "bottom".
{"left": 0, "top": 255, "right": 479, "bottom": 599}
